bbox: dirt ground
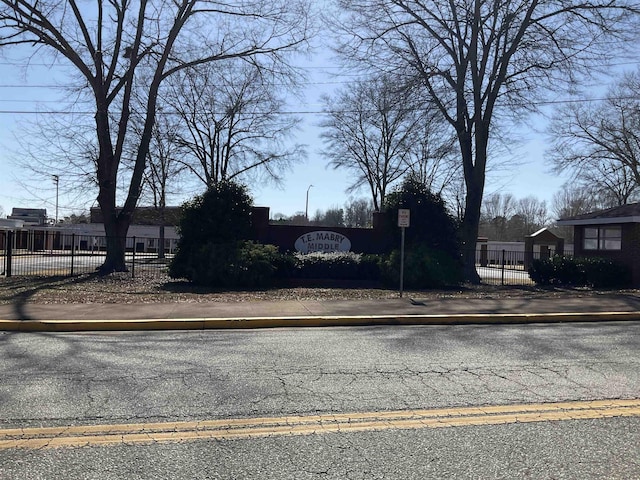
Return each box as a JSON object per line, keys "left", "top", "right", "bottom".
{"left": 0, "top": 272, "right": 631, "bottom": 305}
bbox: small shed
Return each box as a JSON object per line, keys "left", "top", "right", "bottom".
{"left": 556, "top": 202, "right": 640, "bottom": 285}
{"left": 524, "top": 228, "right": 564, "bottom": 269}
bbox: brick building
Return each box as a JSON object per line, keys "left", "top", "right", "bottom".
{"left": 557, "top": 203, "right": 640, "bottom": 285}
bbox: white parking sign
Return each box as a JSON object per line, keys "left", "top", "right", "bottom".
{"left": 398, "top": 209, "right": 410, "bottom": 228}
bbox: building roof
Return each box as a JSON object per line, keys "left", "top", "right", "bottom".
{"left": 7, "top": 208, "right": 48, "bottom": 226}
{"left": 0, "top": 218, "right": 24, "bottom": 229}
{"left": 90, "top": 206, "right": 183, "bottom": 226}
{"left": 556, "top": 202, "right": 640, "bottom": 226}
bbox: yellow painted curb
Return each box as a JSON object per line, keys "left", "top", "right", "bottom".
{"left": 0, "top": 311, "right": 639, "bottom": 332}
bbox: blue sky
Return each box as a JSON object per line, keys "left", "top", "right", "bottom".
{"left": 0, "top": 49, "right": 584, "bottom": 221}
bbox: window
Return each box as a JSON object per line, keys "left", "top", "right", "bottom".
{"left": 583, "top": 226, "right": 621, "bottom": 251}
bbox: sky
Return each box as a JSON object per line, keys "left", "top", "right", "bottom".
{"left": 0, "top": 57, "right": 568, "bottom": 221}
{"left": 0, "top": 29, "right": 615, "bottom": 223}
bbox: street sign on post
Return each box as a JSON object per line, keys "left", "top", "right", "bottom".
{"left": 398, "top": 209, "right": 410, "bottom": 228}
{"left": 398, "top": 209, "right": 410, "bottom": 297}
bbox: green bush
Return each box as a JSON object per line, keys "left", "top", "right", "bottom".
{"left": 172, "top": 241, "right": 280, "bottom": 287}
{"left": 282, "top": 251, "right": 381, "bottom": 281}
{"left": 528, "top": 256, "right": 581, "bottom": 285}
{"left": 380, "top": 244, "right": 463, "bottom": 288}
{"left": 382, "top": 177, "right": 460, "bottom": 258}
{"left": 170, "top": 181, "right": 254, "bottom": 282}
{"left": 529, "top": 256, "right": 631, "bottom": 288}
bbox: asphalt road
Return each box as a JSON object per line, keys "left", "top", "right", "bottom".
{"left": 1, "top": 322, "right": 639, "bottom": 479}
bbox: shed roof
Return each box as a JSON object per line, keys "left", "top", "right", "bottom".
{"left": 556, "top": 202, "right": 640, "bottom": 226}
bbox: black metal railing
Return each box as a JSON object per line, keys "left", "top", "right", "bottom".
{"left": 0, "top": 231, "right": 173, "bottom": 278}
{"left": 472, "top": 247, "right": 574, "bottom": 286}
{"left": 0, "top": 229, "right": 573, "bottom": 287}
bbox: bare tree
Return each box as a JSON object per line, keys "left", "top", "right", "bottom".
{"left": 480, "top": 193, "right": 549, "bottom": 240}
{"left": 552, "top": 186, "right": 597, "bottom": 221}
{"left": 312, "top": 207, "right": 345, "bottom": 227}
{"left": 0, "top": 0, "right": 310, "bottom": 272}
{"left": 513, "top": 196, "right": 549, "bottom": 237}
{"left": 344, "top": 198, "right": 374, "bottom": 228}
{"left": 331, "top": 0, "right": 640, "bottom": 281}
{"left": 578, "top": 162, "right": 640, "bottom": 208}
{"left": 138, "top": 113, "right": 187, "bottom": 259}
{"left": 320, "top": 75, "right": 419, "bottom": 211}
{"left": 551, "top": 184, "right": 598, "bottom": 241}
{"left": 407, "top": 120, "right": 459, "bottom": 198}
{"left": 165, "top": 60, "right": 306, "bottom": 189}
{"left": 479, "top": 192, "right": 516, "bottom": 240}
{"left": 549, "top": 69, "right": 640, "bottom": 206}
{"left": 12, "top": 111, "right": 99, "bottom": 213}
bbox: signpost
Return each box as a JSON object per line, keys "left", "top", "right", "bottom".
{"left": 398, "top": 209, "right": 410, "bottom": 297}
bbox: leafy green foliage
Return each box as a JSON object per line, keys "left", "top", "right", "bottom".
{"left": 169, "top": 181, "right": 255, "bottom": 283}
{"left": 380, "top": 177, "right": 462, "bottom": 286}
{"left": 178, "top": 181, "right": 253, "bottom": 246}
{"left": 171, "top": 241, "right": 280, "bottom": 287}
{"left": 280, "top": 252, "right": 381, "bottom": 280}
{"left": 383, "top": 177, "right": 460, "bottom": 258}
{"left": 529, "top": 256, "right": 631, "bottom": 288}
{"left": 380, "top": 244, "right": 463, "bottom": 288}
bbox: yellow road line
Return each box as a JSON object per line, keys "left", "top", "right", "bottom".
{"left": 2, "top": 399, "right": 639, "bottom": 450}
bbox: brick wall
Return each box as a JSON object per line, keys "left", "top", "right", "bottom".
{"left": 250, "top": 207, "right": 395, "bottom": 254}
{"left": 573, "top": 223, "right": 640, "bottom": 285}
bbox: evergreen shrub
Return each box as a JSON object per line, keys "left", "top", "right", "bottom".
{"left": 171, "top": 241, "right": 280, "bottom": 287}
{"left": 529, "top": 256, "right": 631, "bottom": 288}
{"left": 279, "top": 252, "right": 381, "bottom": 281}
{"left": 380, "top": 244, "right": 463, "bottom": 288}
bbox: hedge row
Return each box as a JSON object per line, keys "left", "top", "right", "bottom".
{"left": 169, "top": 241, "right": 463, "bottom": 289}
{"left": 528, "top": 256, "right": 631, "bottom": 288}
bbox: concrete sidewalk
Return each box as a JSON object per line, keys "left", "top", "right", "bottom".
{"left": 2, "top": 293, "right": 640, "bottom": 331}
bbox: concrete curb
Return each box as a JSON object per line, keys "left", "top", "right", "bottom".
{"left": 1, "top": 311, "right": 640, "bottom": 332}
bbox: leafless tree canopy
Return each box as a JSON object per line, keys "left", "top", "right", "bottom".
{"left": 480, "top": 192, "right": 549, "bottom": 241}
{"left": 164, "top": 60, "right": 306, "bottom": 189}
{"left": 344, "top": 198, "right": 375, "bottom": 228}
{"left": 550, "top": 184, "right": 601, "bottom": 241}
{"left": 549, "top": 68, "right": 640, "bottom": 207}
{"left": 320, "top": 72, "right": 460, "bottom": 212}
{"left": 0, "top": 0, "right": 311, "bottom": 271}
{"left": 330, "top": 0, "right": 640, "bottom": 281}
{"left": 320, "top": 75, "right": 419, "bottom": 211}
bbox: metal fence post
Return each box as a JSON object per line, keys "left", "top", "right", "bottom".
{"left": 70, "top": 233, "right": 75, "bottom": 277}
{"left": 6, "top": 231, "right": 13, "bottom": 277}
{"left": 131, "top": 236, "right": 136, "bottom": 279}
{"left": 501, "top": 249, "right": 506, "bottom": 286}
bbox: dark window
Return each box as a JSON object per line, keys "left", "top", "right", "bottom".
{"left": 583, "top": 226, "right": 621, "bottom": 251}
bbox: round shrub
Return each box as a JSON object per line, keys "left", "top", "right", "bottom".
{"left": 383, "top": 177, "right": 460, "bottom": 258}
{"left": 169, "top": 181, "right": 254, "bottom": 282}
{"left": 175, "top": 241, "right": 279, "bottom": 287}
{"left": 380, "top": 244, "right": 463, "bottom": 288}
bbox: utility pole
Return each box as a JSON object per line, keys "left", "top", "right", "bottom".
{"left": 52, "top": 175, "right": 59, "bottom": 224}
{"left": 305, "top": 184, "right": 314, "bottom": 222}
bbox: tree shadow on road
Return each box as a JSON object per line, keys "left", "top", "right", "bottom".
{"left": 0, "top": 275, "right": 102, "bottom": 320}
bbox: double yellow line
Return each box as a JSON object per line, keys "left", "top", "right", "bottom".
{"left": 2, "top": 399, "right": 640, "bottom": 450}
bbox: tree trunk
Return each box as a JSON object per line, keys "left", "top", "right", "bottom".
{"left": 99, "top": 208, "right": 132, "bottom": 274}
{"left": 458, "top": 126, "right": 488, "bottom": 284}
{"left": 460, "top": 201, "right": 482, "bottom": 284}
